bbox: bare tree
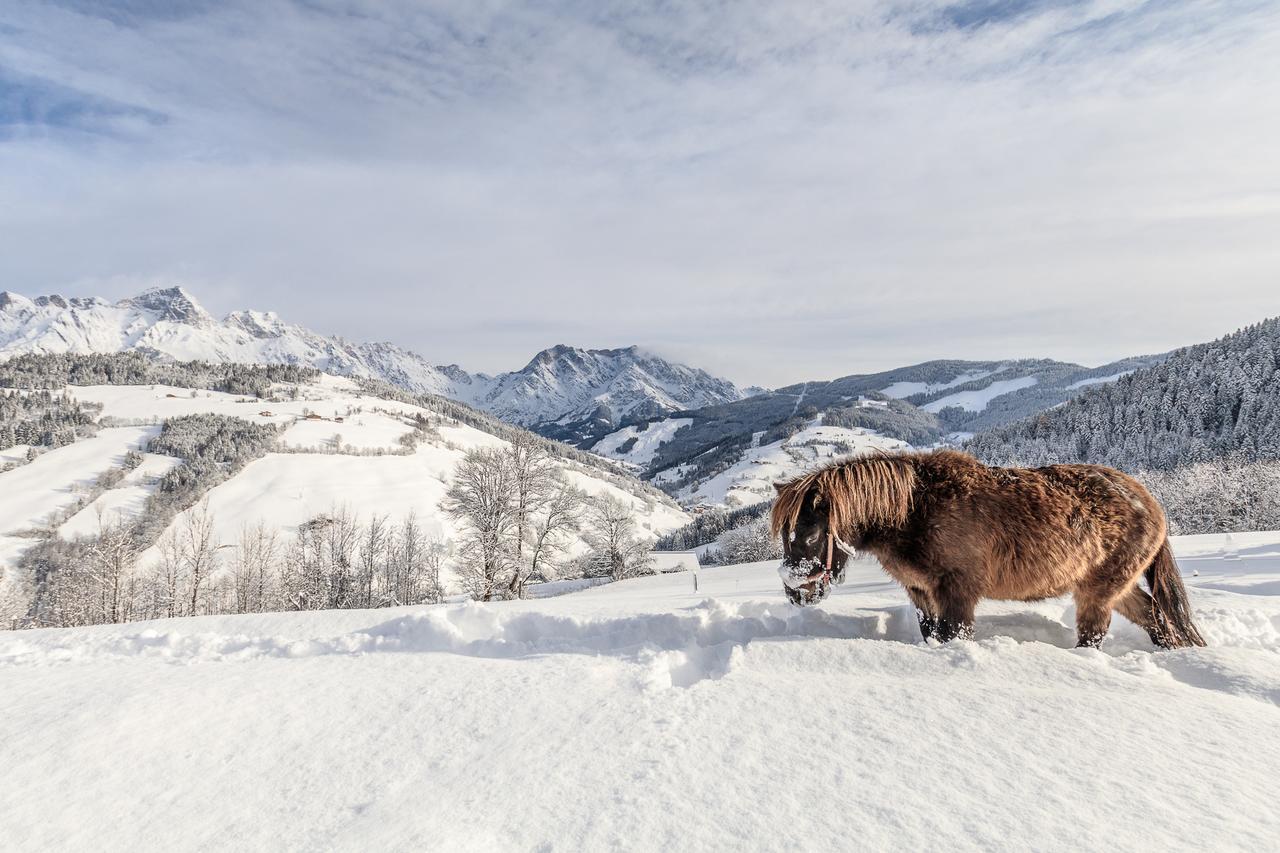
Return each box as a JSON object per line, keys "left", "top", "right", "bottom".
{"left": 506, "top": 434, "right": 554, "bottom": 585}
{"left": 153, "top": 525, "right": 184, "bottom": 619}
{"left": 231, "top": 521, "right": 280, "bottom": 614}
{"left": 181, "top": 500, "right": 220, "bottom": 616}
{"left": 323, "top": 505, "right": 360, "bottom": 608}
{"left": 523, "top": 480, "right": 584, "bottom": 595}
{"left": 716, "top": 516, "right": 783, "bottom": 565}
{"left": 357, "top": 513, "right": 389, "bottom": 607}
{"left": 443, "top": 448, "right": 518, "bottom": 600}
{"left": 423, "top": 537, "right": 448, "bottom": 605}
{"left": 582, "top": 494, "right": 653, "bottom": 582}
{"left": 87, "top": 512, "right": 140, "bottom": 624}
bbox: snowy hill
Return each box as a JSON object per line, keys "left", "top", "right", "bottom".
{"left": 0, "top": 370, "right": 690, "bottom": 623}
{"left": 652, "top": 418, "right": 909, "bottom": 509}
{"left": 593, "top": 356, "right": 1165, "bottom": 509}
{"left": 0, "top": 287, "right": 749, "bottom": 437}
{"left": 3, "top": 533, "right": 1278, "bottom": 850}
{"left": 968, "top": 317, "right": 1280, "bottom": 472}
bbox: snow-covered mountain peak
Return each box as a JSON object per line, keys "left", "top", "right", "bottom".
{"left": 0, "top": 291, "right": 36, "bottom": 313}
{"left": 0, "top": 287, "right": 748, "bottom": 441}
{"left": 224, "top": 308, "right": 290, "bottom": 339}
{"left": 121, "top": 286, "right": 213, "bottom": 326}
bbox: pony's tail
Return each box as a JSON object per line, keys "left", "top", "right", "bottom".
{"left": 1145, "top": 540, "right": 1206, "bottom": 649}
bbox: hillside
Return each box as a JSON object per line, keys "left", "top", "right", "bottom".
{"left": 3, "top": 539, "right": 1278, "bottom": 850}
{"left": 593, "top": 356, "right": 1159, "bottom": 507}
{"left": 0, "top": 358, "right": 690, "bottom": 626}
{"left": 0, "top": 287, "right": 749, "bottom": 437}
{"left": 967, "top": 318, "right": 1280, "bottom": 471}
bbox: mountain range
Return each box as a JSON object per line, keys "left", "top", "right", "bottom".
{"left": 587, "top": 354, "right": 1167, "bottom": 500}
{"left": 0, "top": 287, "right": 751, "bottom": 438}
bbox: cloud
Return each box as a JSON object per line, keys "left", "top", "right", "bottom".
{"left": 0, "top": 0, "right": 1278, "bottom": 385}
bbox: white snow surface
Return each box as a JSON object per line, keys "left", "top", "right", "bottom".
{"left": 0, "top": 427, "right": 158, "bottom": 570}
{"left": 2, "top": 533, "right": 1278, "bottom": 851}
{"left": 879, "top": 368, "right": 997, "bottom": 399}
{"left": 591, "top": 418, "right": 693, "bottom": 467}
{"left": 671, "top": 420, "right": 908, "bottom": 508}
{"left": 921, "top": 375, "right": 1040, "bottom": 413}
{"left": 1065, "top": 369, "right": 1135, "bottom": 390}
{"left": 58, "top": 453, "right": 180, "bottom": 539}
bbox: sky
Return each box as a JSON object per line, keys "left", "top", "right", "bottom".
{"left": 1, "top": 0, "right": 1278, "bottom": 387}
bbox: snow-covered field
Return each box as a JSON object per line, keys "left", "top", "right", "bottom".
{"left": 591, "top": 417, "right": 693, "bottom": 468}
{"left": 919, "top": 375, "right": 1040, "bottom": 413}
{"left": 879, "top": 368, "right": 996, "bottom": 399}
{"left": 0, "top": 377, "right": 690, "bottom": 605}
{"left": 0, "top": 426, "right": 158, "bottom": 571}
{"left": 3, "top": 533, "right": 1276, "bottom": 851}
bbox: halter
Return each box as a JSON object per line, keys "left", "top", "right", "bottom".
{"left": 781, "top": 516, "right": 857, "bottom": 591}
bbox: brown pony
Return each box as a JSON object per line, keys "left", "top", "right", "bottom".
{"left": 770, "top": 449, "right": 1205, "bottom": 649}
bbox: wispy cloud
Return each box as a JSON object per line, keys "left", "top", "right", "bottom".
{"left": 1, "top": 0, "right": 1277, "bottom": 385}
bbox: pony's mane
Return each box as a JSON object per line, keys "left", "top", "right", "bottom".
{"left": 770, "top": 452, "right": 919, "bottom": 538}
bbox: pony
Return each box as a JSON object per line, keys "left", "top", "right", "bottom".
{"left": 770, "top": 449, "right": 1205, "bottom": 649}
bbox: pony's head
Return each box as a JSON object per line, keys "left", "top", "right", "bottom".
{"left": 770, "top": 455, "right": 917, "bottom": 607}
{"left": 770, "top": 478, "right": 844, "bottom": 605}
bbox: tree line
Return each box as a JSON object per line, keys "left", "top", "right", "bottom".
{"left": 0, "top": 389, "right": 101, "bottom": 452}
{"left": 967, "top": 318, "right": 1280, "bottom": 471}
{"left": 0, "top": 352, "right": 319, "bottom": 397}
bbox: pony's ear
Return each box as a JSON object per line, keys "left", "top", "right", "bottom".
{"left": 773, "top": 482, "right": 786, "bottom": 494}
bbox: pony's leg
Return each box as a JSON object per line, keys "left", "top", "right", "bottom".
{"left": 1073, "top": 589, "right": 1114, "bottom": 648}
{"left": 905, "top": 587, "right": 937, "bottom": 641}
{"left": 1076, "top": 550, "right": 1152, "bottom": 648}
{"left": 1114, "top": 585, "right": 1169, "bottom": 649}
{"left": 932, "top": 577, "right": 977, "bottom": 642}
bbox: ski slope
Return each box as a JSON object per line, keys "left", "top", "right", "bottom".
{"left": 920, "top": 375, "right": 1040, "bottom": 413}
{"left": 1, "top": 532, "right": 1277, "bottom": 851}
{"left": 591, "top": 418, "right": 693, "bottom": 468}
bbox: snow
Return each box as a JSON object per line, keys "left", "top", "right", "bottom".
{"left": 0, "top": 380, "right": 689, "bottom": 599}
{"left": 0, "top": 444, "right": 32, "bottom": 466}
{"left": 649, "top": 551, "right": 701, "bottom": 574}
{"left": 591, "top": 418, "right": 693, "bottom": 467}
{"left": 880, "top": 368, "right": 997, "bottom": 399}
{"left": 921, "top": 375, "right": 1039, "bottom": 413}
{"left": 278, "top": 412, "right": 415, "bottom": 452}
{"left": 3, "top": 533, "right": 1279, "bottom": 850}
{"left": 672, "top": 419, "right": 908, "bottom": 509}
{"left": 58, "top": 453, "right": 180, "bottom": 539}
{"left": 0, "top": 426, "right": 157, "bottom": 537}
{"left": 1065, "top": 369, "right": 1135, "bottom": 390}
{"left": 151, "top": 451, "right": 458, "bottom": 548}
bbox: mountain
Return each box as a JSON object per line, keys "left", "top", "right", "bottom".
{"left": 589, "top": 356, "right": 1164, "bottom": 507}
{"left": 0, "top": 287, "right": 750, "bottom": 437}
{"left": 483, "top": 344, "right": 746, "bottom": 444}
{"left": 966, "top": 318, "right": 1280, "bottom": 472}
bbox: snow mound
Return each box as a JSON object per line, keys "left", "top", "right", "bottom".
{"left": 5, "top": 544, "right": 1280, "bottom": 851}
